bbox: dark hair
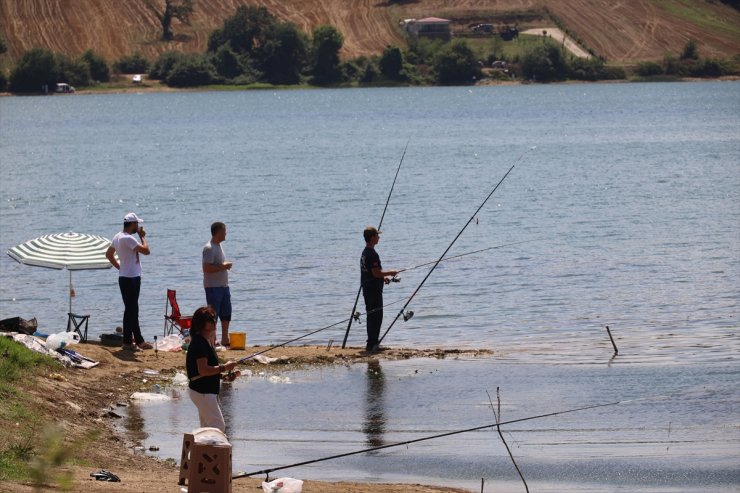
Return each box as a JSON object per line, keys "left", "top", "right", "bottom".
{"left": 211, "top": 221, "right": 226, "bottom": 236}
{"left": 123, "top": 221, "right": 136, "bottom": 229}
{"left": 191, "top": 306, "right": 217, "bottom": 336}
{"left": 363, "top": 226, "right": 379, "bottom": 242}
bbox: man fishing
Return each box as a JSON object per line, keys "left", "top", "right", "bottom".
{"left": 360, "top": 226, "right": 397, "bottom": 353}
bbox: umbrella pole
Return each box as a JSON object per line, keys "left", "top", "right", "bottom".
{"left": 68, "top": 270, "right": 73, "bottom": 314}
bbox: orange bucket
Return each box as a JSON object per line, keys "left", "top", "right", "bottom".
{"left": 230, "top": 332, "right": 246, "bottom": 350}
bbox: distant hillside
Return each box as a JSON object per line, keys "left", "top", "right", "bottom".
{"left": 1, "top": 0, "right": 738, "bottom": 65}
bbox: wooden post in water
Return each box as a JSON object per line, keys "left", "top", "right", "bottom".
{"left": 605, "top": 325, "right": 618, "bottom": 355}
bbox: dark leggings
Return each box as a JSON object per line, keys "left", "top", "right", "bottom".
{"left": 119, "top": 276, "right": 144, "bottom": 345}
{"left": 363, "top": 289, "right": 383, "bottom": 350}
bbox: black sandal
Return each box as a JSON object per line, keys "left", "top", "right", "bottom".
{"left": 90, "top": 470, "right": 120, "bottom": 482}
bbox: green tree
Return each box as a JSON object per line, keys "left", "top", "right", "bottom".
{"left": 9, "top": 48, "right": 59, "bottom": 92}
{"left": 635, "top": 61, "right": 663, "bottom": 76}
{"left": 165, "top": 54, "right": 215, "bottom": 87}
{"left": 113, "top": 52, "right": 150, "bottom": 74}
{"left": 568, "top": 57, "right": 606, "bottom": 81}
{"left": 80, "top": 49, "right": 110, "bottom": 82}
{"left": 433, "top": 39, "right": 482, "bottom": 85}
{"left": 149, "top": 51, "right": 185, "bottom": 79}
{"left": 56, "top": 54, "right": 91, "bottom": 86}
{"left": 260, "top": 22, "right": 308, "bottom": 84}
{"left": 680, "top": 39, "right": 699, "bottom": 60}
{"left": 311, "top": 25, "right": 344, "bottom": 84}
{"left": 379, "top": 45, "right": 405, "bottom": 80}
{"left": 148, "top": 0, "right": 194, "bottom": 41}
{"left": 207, "top": 5, "right": 275, "bottom": 56}
{"left": 520, "top": 43, "right": 568, "bottom": 82}
{"left": 211, "top": 44, "right": 244, "bottom": 79}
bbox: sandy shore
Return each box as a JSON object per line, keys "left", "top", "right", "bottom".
{"left": 3, "top": 341, "right": 489, "bottom": 492}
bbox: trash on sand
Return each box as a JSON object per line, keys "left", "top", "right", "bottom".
{"left": 130, "top": 392, "right": 172, "bottom": 401}
{"left": 90, "top": 470, "right": 120, "bottom": 482}
{"left": 254, "top": 355, "right": 279, "bottom": 364}
{"left": 156, "top": 334, "right": 184, "bottom": 352}
{"left": 45, "top": 331, "right": 80, "bottom": 350}
{"left": 48, "top": 373, "right": 66, "bottom": 381}
{"left": 143, "top": 369, "right": 160, "bottom": 375}
{"left": 262, "top": 477, "right": 303, "bottom": 493}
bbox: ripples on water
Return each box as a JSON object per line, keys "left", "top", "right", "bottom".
{"left": 2, "top": 82, "right": 739, "bottom": 490}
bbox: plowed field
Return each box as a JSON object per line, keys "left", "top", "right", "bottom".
{"left": 1, "top": 0, "right": 738, "bottom": 65}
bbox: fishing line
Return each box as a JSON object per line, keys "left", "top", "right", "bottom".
{"left": 393, "top": 238, "right": 542, "bottom": 276}
{"left": 228, "top": 237, "right": 534, "bottom": 366}
{"left": 378, "top": 149, "right": 532, "bottom": 345}
{"left": 342, "top": 140, "right": 410, "bottom": 349}
{"left": 232, "top": 397, "right": 621, "bottom": 480}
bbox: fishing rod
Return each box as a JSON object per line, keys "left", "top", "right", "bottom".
{"left": 233, "top": 398, "right": 622, "bottom": 480}
{"left": 378, "top": 159, "right": 520, "bottom": 345}
{"left": 213, "top": 237, "right": 533, "bottom": 372}
{"left": 342, "top": 140, "right": 410, "bottom": 349}
{"left": 230, "top": 297, "right": 410, "bottom": 366}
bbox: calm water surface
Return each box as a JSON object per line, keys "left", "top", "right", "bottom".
{"left": 1, "top": 82, "right": 739, "bottom": 490}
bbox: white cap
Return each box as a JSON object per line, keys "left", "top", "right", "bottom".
{"left": 123, "top": 212, "right": 144, "bottom": 223}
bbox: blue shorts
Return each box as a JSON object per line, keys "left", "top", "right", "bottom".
{"left": 205, "top": 287, "right": 232, "bottom": 321}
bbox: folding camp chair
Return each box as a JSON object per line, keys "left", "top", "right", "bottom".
{"left": 164, "top": 289, "right": 192, "bottom": 336}
{"left": 67, "top": 312, "right": 89, "bottom": 342}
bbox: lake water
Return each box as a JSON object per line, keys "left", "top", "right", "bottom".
{"left": 1, "top": 82, "right": 739, "bottom": 491}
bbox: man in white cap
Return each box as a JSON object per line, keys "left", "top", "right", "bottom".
{"left": 106, "top": 212, "right": 153, "bottom": 350}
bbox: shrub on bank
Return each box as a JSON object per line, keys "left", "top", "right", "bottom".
{"left": 149, "top": 51, "right": 186, "bottom": 80}
{"left": 80, "top": 49, "right": 110, "bottom": 83}
{"left": 9, "top": 48, "right": 59, "bottom": 92}
{"left": 113, "top": 52, "right": 150, "bottom": 74}
{"left": 165, "top": 54, "right": 216, "bottom": 87}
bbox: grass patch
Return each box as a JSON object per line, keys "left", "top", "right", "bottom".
{"left": 466, "top": 33, "right": 564, "bottom": 63}
{"left": 652, "top": 0, "right": 740, "bottom": 38}
{"left": 0, "top": 336, "right": 56, "bottom": 387}
{"left": 0, "top": 337, "right": 58, "bottom": 482}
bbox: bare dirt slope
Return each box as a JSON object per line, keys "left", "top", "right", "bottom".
{"left": 0, "top": 0, "right": 738, "bottom": 65}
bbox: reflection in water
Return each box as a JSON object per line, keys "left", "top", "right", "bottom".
{"left": 362, "top": 359, "right": 386, "bottom": 448}
{"left": 124, "top": 402, "right": 148, "bottom": 444}
{"left": 220, "top": 382, "right": 237, "bottom": 435}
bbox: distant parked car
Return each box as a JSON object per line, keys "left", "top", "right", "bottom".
{"left": 132, "top": 74, "right": 142, "bottom": 84}
{"left": 491, "top": 60, "right": 508, "bottom": 68}
{"left": 55, "top": 83, "right": 75, "bottom": 93}
{"left": 472, "top": 23, "right": 493, "bottom": 34}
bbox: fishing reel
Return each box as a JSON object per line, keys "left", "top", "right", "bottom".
{"left": 352, "top": 311, "right": 361, "bottom": 322}
{"left": 223, "top": 370, "right": 240, "bottom": 382}
{"left": 402, "top": 310, "right": 414, "bottom": 322}
{"left": 390, "top": 276, "right": 401, "bottom": 283}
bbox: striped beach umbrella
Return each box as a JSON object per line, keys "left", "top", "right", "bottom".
{"left": 7, "top": 232, "right": 113, "bottom": 312}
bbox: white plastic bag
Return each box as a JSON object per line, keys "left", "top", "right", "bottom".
{"left": 45, "top": 331, "right": 80, "bottom": 350}
{"left": 156, "top": 334, "right": 183, "bottom": 352}
{"left": 261, "top": 478, "right": 303, "bottom": 493}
